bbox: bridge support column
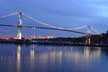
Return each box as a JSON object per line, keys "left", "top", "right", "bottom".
{"left": 85, "top": 25, "right": 91, "bottom": 45}
{"left": 17, "top": 11, "right": 22, "bottom": 40}
{"left": 85, "top": 34, "right": 91, "bottom": 45}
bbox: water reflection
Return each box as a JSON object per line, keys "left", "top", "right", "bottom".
{"left": 0, "top": 44, "right": 108, "bottom": 72}
{"left": 30, "top": 45, "right": 35, "bottom": 70}
{"left": 104, "top": 48, "right": 108, "bottom": 56}
{"left": 92, "top": 47, "right": 101, "bottom": 59}
{"left": 49, "top": 51, "right": 63, "bottom": 67}
{"left": 84, "top": 47, "right": 101, "bottom": 60}
{"left": 16, "top": 44, "right": 21, "bottom": 72}
{"left": 84, "top": 47, "right": 90, "bottom": 60}
{"left": 34, "top": 46, "right": 102, "bottom": 69}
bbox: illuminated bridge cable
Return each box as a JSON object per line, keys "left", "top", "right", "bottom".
{"left": 90, "top": 26, "right": 100, "bottom": 34}
{"left": 24, "top": 14, "right": 62, "bottom": 28}
{"left": 0, "top": 24, "right": 87, "bottom": 34}
{"left": 0, "top": 11, "right": 94, "bottom": 34}
{"left": 0, "top": 12, "right": 18, "bottom": 18}
{"left": 0, "top": 11, "right": 94, "bottom": 35}
{"left": 86, "top": 25, "right": 91, "bottom": 34}
{"left": 68, "top": 25, "right": 87, "bottom": 30}
{"left": 24, "top": 14, "right": 89, "bottom": 31}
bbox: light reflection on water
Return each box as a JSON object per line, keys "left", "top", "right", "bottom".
{"left": 16, "top": 44, "right": 21, "bottom": 72}
{"left": 0, "top": 44, "right": 108, "bottom": 72}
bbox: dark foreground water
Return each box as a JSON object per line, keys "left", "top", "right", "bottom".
{"left": 0, "top": 44, "right": 108, "bottom": 72}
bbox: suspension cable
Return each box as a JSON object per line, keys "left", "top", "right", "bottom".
{"left": 0, "top": 12, "right": 18, "bottom": 18}
{"left": 24, "top": 14, "right": 89, "bottom": 31}
{"left": 0, "top": 11, "right": 97, "bottom": 35}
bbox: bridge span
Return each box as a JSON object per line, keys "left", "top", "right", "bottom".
{"left": 0, "top": 24, "right": 87, "bottom": 35}
{"left": 0, "top": 11, "right": 99, "bottom": 46}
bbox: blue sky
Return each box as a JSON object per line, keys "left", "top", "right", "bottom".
{"left": 0, "top": 0, "right": 108, "bottom": 37}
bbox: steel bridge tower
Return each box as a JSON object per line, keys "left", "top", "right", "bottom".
{"left": 17, "top": 11, "right": 22, "bottom": 40}
{"left": 85, "top": 25, "right": 91, "bottom": 45}
{"left": 86, "top": 34, "right": 91, "bottom": 45}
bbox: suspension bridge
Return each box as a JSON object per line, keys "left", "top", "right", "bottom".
{"left": 0, "top": 11, "right": 105, "bottom": 47}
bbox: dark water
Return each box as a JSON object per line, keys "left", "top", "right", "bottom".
{"left": 0, "top": 44, "right": 108, "bottom": 72}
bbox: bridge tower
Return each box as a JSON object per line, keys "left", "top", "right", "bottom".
{"left": 86, "top": 34, "right": 91, "bottom": 45}
{"left": 17, "top": 11, "right": 22, "bottom": 40}
{"left": 85, "top": 25, "right": 91, "bottom": 45}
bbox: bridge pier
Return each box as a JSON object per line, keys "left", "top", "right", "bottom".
{"left": 85, "top": 34, "right": 91, "bottom": 45}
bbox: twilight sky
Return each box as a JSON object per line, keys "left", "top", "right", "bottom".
{"left": 0, "top": 0, "right": 108, "bottom": 37}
